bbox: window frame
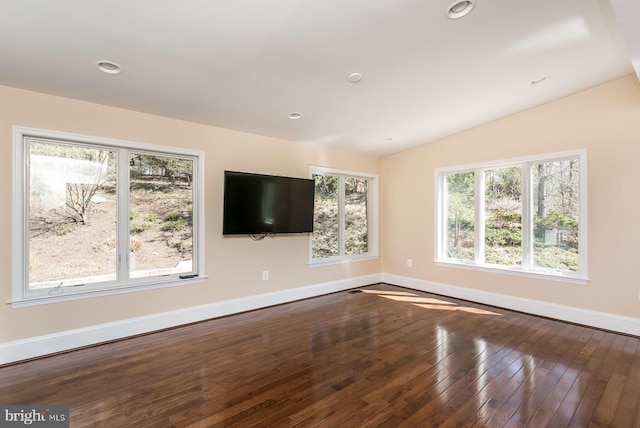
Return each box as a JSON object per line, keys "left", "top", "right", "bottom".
{"left": 11, "top": 126, "right": 206, "bottom": 308}
{"left": 309, "top": 166, "right": 379, "bottom": 266}
{"left": 435, "top": 149, "right": 588, "bottom": 284}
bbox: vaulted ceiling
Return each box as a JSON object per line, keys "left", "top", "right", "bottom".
{"left": 0, "top": 0, "right": 637, "bottom": 157}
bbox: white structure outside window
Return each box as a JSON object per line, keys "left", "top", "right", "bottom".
{"left": 12, "top": 126, "right": 205, "bottom": 307}
{"left": 435, "top": 150, "right": 587, "bottom": 283}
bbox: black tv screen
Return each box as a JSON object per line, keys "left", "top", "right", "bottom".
{"left": 223, "top": 171, "right": 315, "bottom": 235}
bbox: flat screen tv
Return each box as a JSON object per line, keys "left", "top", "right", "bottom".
{"left": 223, "top": 171, "right": 315, "bottom": 235}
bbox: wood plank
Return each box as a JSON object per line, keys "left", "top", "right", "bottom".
{"left": 1, "top": 283, "right": 638, "bottom": 426}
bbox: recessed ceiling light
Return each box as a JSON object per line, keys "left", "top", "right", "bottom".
{"left": 347, "top": 73, "right": 363, "bottom": 83}
{"left": 288, "top": 112, "right": 302, "bottom": 120}
{"left": 530, "top": 76, "right": 548, "bottom": 86}
{"left": 446, "top": 0, "right": 475, "bottom": 19}
{"left": 96, "top": 60, "right": 122, "bottom": 75}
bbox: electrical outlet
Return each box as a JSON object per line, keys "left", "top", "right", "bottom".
{"left": 407, "top": 259, "right": 413, "bottom": 268}
{"left": 262, "top": 270, "right": 269, "bottom": 281}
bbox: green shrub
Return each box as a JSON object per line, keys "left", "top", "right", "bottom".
{"left": 130, "top": 220, "right": 152, "bottom": 234}
{"left": 485, "top": 246, "right": 521, "bottom": 266}
{"left": 145, "top": 212, "right": 160, "bottom": 222}
{"left": 534, "top": 244, "right": 579, "bottom": 271}
{"left": 448, "top": 246, "right": 474, "bottom": 260}
{"left": 164, "top": 211, "right": 182, "bottom": 222}
{"left": 161, "top": 219, "right": 188, "bottom": 232}
{"left": 485, "top": 227, "right": 522, "bottom": 247}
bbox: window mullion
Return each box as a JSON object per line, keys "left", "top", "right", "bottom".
{"left": 522, "top": 162, "right": 533, "bottom": 270}
{"left": 578, "top": 156, "right": 587, "bottom": 279}
{"left": 116, "top": 149, "right": 130, "bottom": 283}
{"left": 438, "top": 173, "right": 447, "bottom": 260}
{"left": 475, "top": 169, "right": 485, "bottom": 265}
{"left": 18, "top": 138, "right": 29, "bottom": 298}
{"left": 338, "top": 175, "right": 346, "bottom": 256}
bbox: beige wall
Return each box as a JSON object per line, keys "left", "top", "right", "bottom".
{"left": 3, "top": 74, "right": 640, "bottom": 347}
{"left": 0, "top": 85, "right": 380, "bottom": 343}
{"left": 381, "top": 75, "right": 640, "bottom": 319}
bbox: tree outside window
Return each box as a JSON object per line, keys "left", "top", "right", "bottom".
{"left": 13, "top": 127, "right": 204, "bottom": 305}
{"left": 311, "top": 168, "right": 377, "bottom": 263}
{"left": 438, "top": 152, "right": 585, "bottom": 280}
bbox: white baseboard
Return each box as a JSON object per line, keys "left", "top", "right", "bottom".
{"left": 4, "top": 272, "right": 639, "bottom": 365}
{"left": 382, "top": 273, "right": 640, "bottom": 337}
{"left": 0, "top": 274, "right": 381, "bottom": 365}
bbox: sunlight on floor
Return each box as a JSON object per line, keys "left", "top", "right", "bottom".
{"left": 359, "top": 290, "right": 419, "bottom": 297}
{"left": 359, "top": 289, "right": 502, "bottom": 316}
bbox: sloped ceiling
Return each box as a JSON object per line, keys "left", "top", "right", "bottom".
{"left": 0, "top": 0, "right": 636, "bottom": 157}
{"left": 610, "top": 0, "right": 640, "bottom": 81}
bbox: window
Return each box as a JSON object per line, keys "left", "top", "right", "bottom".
{"left": 310, "top": 167, "right": 378, "bottom": 264}
{"left": 12, "top": 127, "right": 205, "bottom": 306}
{"left": 436, "top": 150, "right": 587, "bottom": 282}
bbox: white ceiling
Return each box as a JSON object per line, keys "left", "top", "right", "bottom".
{"left": 0, "top": 0, "right": 637, "bottom": 157}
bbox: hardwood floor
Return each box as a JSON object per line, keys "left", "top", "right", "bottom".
{"left": 2, "top": 283, "right": 640, "bottom": 427}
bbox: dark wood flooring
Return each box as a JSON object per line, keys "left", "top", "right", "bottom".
{"left": 1, "top": 283, "right": 640, "bottom": 427}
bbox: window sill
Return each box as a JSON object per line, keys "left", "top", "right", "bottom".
{"left": 8, "top": 275, "right": 207, "bottom": 308}
{"left": 434, "top": 260, "right": 589, "bottom": 285}
{"left": 309, "top": 254, "right": 379, "bottom": 267}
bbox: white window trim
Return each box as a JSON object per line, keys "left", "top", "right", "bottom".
{"left": 434, "top": 149, "right": 588, "bottom": 284}
{"left": 309, "top": 166, "right": 379, "bottom": 265}
{"left": 11, "top": 126, "right": 206, "bottom": 308}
